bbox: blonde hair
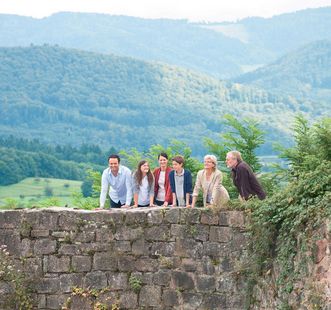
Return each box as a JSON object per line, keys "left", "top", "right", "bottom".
{"left": 204, "top": 154, "right": 218, "bottom": 169}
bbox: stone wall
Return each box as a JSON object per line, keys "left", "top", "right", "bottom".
{"left": 0, "top": 207, "right": 249, "bottom": 310}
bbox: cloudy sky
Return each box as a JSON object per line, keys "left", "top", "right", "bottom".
{"left": 1, "top": 0, "right": 331, "bottom": 22}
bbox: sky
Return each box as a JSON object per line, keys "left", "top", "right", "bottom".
{"left": 0, "top": 0, "right": 331, "bottom": 22}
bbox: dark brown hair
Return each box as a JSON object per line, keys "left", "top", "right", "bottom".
{"left": 135, "top": 160, "right": 154, "bottom": 186}
{"left": 172, "top": 155, "right": 185, "bottom": 165}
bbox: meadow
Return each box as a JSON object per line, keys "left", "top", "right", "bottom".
{"left": 0, "top": 177, "right": 82, "bottom": 209}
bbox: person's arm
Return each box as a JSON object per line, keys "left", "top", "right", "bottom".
{"left": 133, "top": 193, "right": 139, "bottom": 208}
{"left": 210, "top": 171, "right": 222, "bottom": 204}
{"left": 186, "top": 192, "right": 191, "bottom": 208}
{"left": 164, "top": 168, "right": 172, "bottom": 206}
{"left": 99, "top": 170, "right": 109, "bottom": 208}
{"left": 187, "top": 171, "right": 193, "bottom": 207}
{"left": 124, "top": 169, "right": 133, "bottom": 207}
{"left": 236, "top": 166, "right": 251, "bottom": 200}
{"left": 132, "top": 173, "right": 139, "bottom": 207}
{"left": 149, "top": 177, "right": 155, "bottom": 206}
{"left": 192, "top": 171, "right": 202, "bottom": 208}
{"left": 172, "top": 193, "right": 177, "bottom": 207}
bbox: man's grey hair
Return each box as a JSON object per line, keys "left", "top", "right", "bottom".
{"left": 227, "top": 151, "right": 243, "bottom": 162}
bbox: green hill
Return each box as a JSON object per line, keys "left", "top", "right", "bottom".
{"left": 0, "top": 45, "right": 318, "bottom": 155}
{"left": 1, "top": 8, "right": 331, "bottom": 78}
{"left": 234, "top": 40, "right": 331, "bottom": 112}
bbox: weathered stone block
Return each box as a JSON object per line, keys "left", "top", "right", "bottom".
{"left": 114, "top": 227, "right": 143, "bottom": 241}
{"left": 181, "top": 292, "right": 203, "bottom": 309}
{"left": 195, "top": 275, "right": 216, "bottom": 292}
{"left": 201, "top": 210, "right": 219, "bottom": 225}
{"left": 36, "top": 278, "right": 60, "bottom": 293}
{"left": 218, "top": 275, "right": 236, "bottom": 292}
{"left": 72, "top": 255, "right": 92, "bottom": 272}
{"left": 201, "top": 294, "right": 226, "bottom": 309}
{"left": 125, "top": 211, "right": 147, "bottom": 225}
{"left": 93, "top": 252, "right": 117, "bottom": 271}
{"left": 20, "top": 238, "right": 34, "bottom": 257}
{"left": 24, "top": 210, "right": 59, "bottom": 230}
{"left": 60, "top": 274, "right": 84, "bottom": 293}
{"left": 181, "top": 258, "right": 197, "bottom": 272}
{"left": 135, "top": 257, "right": 158, "bottom": 272}
{"left": 147, "top": 209, "right": 164, "bottom": 225}
{"left": 162, "top": 289, "right": 179, "bottom": 306}
{"left": 31, "top": 229, "right": 49, "bottom": 237}
{"left": 113, "top": 240, "right": 131, "bottom": 253}
{"left": 180, "top": 208, "right": 200, "bottom": 224}
{"left": 164, "top": 208, "right": 180, "bottom": 223}
{"left": 34, "top": 239, "right": 57, "bottom": 255}
{"left": 95, "top": 228, "right": 114, "bottom": 242}
{"left": 231, "top": 232, "right": 249, "bottom": 251}
{"left": 119, "top": 291, "right": 138, "bottom": 309}
{"left": 151, "top": 242, "right": 175, "bottom": 257}
{"left": 0, "top": 211, "right": 22, "bottom": 228}
{"left": 171, "top": 271, "right": 194, "bottom": 290}
{"left": 132, "top": 239, "right": 149, "bottom": 256}
{"left": 73, "top": 231, "right": 95, "bottom": 243}
{"left": 107, "top": 272, "right": 128, "bottom": 290}
{"left": 153, "top": 270, "right": 171, "bottom": 286}
{"left": 145, "top": 225, "right": 172, "bottom": 241}
{"left": 219, "top": 211, "right": 230, "bottom": 226}
{"left": 80, "top": 242, "right": 112, "bottom": 254}
{"left": 0, "top": 230, "right": 21, "bottom": 255}
{"left": 117, "top": 255, "right": 136, "bottom": 272}
{"left": 69, "top": 295, "right": 94, "bottom": 310}
{"left": 203, "top": 242, "right": 229, "bottom": 257}
{"left": 84, "top": 271, "right": 107, "bottom": 289}
{"left": 44, "top": 255, "right": 71, "bottom": 273}
{"left": 197, "top": 256, "right": 216, "bottom": 275}
{"left": 46, "top": 294, "right": 68, "bottom": 309}
{"left": 139, "top": 285, "right": 161, "bottom": 307}
{"left": 228, "top": 211, "right": 245, "bottom": 227}
{"left": 175, "top": 238, "right": 203, "bottom": 258}
{"left": 209, "top": 226, "right": 232, "bottom": 243}
{"left": 58, "top": 244, "right": 81, "bottom": 255}
{"left": 22, "top": 257, "right": 43, "bottom": 276}
{"left": 194, "top": 224, "right": 210, "bottom": 241}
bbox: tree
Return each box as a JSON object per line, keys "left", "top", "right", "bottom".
{"left": 205, "top": 114, "right": 265, "bottom": 172}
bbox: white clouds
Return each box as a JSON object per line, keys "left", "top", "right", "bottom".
{"left": 1, "top": 0, "right": 331, "bottom": 21}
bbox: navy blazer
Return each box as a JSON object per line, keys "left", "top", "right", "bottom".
{"left": 169, "top": 169, "right": 193, "bottom": 204}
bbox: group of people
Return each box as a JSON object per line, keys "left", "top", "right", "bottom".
{"left": 99, "top": 151, "right": 266, "bottom": 210}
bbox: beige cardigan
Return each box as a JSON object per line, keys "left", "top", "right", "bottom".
{"left": 193, "top": 169, "right": 229, "bottom": 207}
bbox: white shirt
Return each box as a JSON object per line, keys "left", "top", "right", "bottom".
{"left": 99, "top": 165, "right": 132, "bottom": 208}
{"left": 156, "top": 171, "right": 166, "bottom": 201}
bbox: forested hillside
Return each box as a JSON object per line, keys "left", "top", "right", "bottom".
{"left": 0, "top": 136, "right": 108, "bottom": 185}
{"left": 0, "top": 13, "right": 256, "bottom": 78}
{"left": 202, "top": 7, "right": 331, "bottom": 63}
{"left": 234, "top": 40, "right": 331, "bottom": 112}
{"left": 0, "top": 45, "right": 310, "bottom": 155}
{"left": 1, "top": 7, "right": 331, "bottom": 78}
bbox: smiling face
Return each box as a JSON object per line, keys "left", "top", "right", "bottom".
{"left": 158, "top": 155, "right": 168, "bottom": 169}
{"left": 140, "top": 161, "right": 150, "bottom": 174}
{"left": 204, "top": 158, "right": 215, "bottom": 170}
{"left": 108, "top": 157, "right": 120, "bottom": 174}
{"left": 172, "top": 160, "right": 183, "bottom": 173}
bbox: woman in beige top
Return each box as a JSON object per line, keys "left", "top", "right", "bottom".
{"left": 191, "top": 154, "right": 229, "bottom": 208}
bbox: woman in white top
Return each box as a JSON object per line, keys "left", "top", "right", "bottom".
{"left": 132, "top": 160, "right": 155, "bottom": 207}
{"left": 153, "top": 152, "right": 173, "bottom": 207}
{"left": 191, "top": 154, "right": 229, "bottom": 208}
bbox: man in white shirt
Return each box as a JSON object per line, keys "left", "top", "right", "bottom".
{"left": 99, "top": 155, "right": 133, "bottom": 209}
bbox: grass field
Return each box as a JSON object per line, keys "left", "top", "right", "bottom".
{"left": 0, "top": 177, "right": 83, "bottom": 209}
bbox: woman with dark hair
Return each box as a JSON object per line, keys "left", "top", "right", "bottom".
{"left": 153, "top": 152, "right": 173, "bottom": 206}
{"left": 169, "top": 155, "right": 192, "bottom": 207}
{"left": 132, "top": 160, "right": 155, "bottom": 207}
